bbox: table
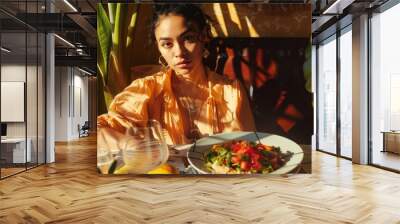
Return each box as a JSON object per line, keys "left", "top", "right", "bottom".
{"left": 105, "top": 142, "right": 310, "bottom": 174}
{"left": 1, "top": 138, "right": 32, "bottom": 164}
{"left": 381, "top": 131, "right": 400, "bottom": 154}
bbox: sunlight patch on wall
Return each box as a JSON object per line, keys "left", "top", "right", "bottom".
{"left": 213, "top": 3, "right": 228, "bottom": 36}
{"left": 245, "top": 16, "right": 260, "bottom": 37}
{"left": 227, "top": 3, "right": 242, "bottom": 32}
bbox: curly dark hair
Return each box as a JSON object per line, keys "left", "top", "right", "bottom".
{"left": 149, "top": 4, "right": 212, "bottom": 45}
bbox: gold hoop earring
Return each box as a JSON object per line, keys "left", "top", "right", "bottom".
{"left": 158, "top": 55, "right": 169, "bottom": 68}
{"left": 203, "top": 49, "right": 210, "bottom": 58}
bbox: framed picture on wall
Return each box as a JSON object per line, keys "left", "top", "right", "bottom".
{"left": 1, "top": 81, "right": 25, "bottom": 122}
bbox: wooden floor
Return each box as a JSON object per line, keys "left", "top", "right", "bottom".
{"left": 1, "top": 163, "right": 43, "bottom": 178}
{"left": 1, "top": 167, "right": 26, "bottom": 178}
{"left": 0, "top": 135, "right": 400, "bottom": 224}
{"left": 373, "top": 151, "right": 400, "bottom": 171}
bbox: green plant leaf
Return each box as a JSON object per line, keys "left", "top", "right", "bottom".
{"left": 303, "top": 41, "right": 312, "bottom": 93}
{"left": 107, "top": 4, "right": 138, "bottom": 95}
{"left": 97, "top": 70, "right": 108, "bottom": 115}
{"left": 97, "top": 4, "right": 112, "bottom": 84}
{"left": 112, "top": 3, "right": 121, "bottom": 48}
{"left": 97, "top": 3, "right": 139, "bottom": 110}
{"left": 104, "top": 91, "right": 114, "bottom": 110}
{"left": 126, "top": 11, "right": 137, "bottom": 48}
{"left": 108, "top": 3, "right": 117, "bottom": 29}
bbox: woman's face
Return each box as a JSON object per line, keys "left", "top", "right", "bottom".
{"left": 154, "top": 14, "right": 205, "bottom": 76}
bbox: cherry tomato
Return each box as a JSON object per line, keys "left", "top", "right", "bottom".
{"left": 231, "top": 156, "right": 241, "bottom": 164}
{"left": 240, "top": 161, "right": 249, "bottom": 171}
{"left": 231, "top": 143, "right": 241, "bottom": 153}
{"left": 252, "top": 161, "right": 262, "bottom": 170}
{"left": 246, "top": 147, "right": 255, "bottom": 155}
{"left": 251, "top": 153, "right": 260, "bottom": 161}
{"left": 238, "top": 146, "right": 251, "bottom": 154}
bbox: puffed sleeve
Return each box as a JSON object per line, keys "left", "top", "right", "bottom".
{"left": 97, "top": 77, "right": 156, "bottom": 152}
{"left": 234, "top": 80, "right": 256, "bottom": 131}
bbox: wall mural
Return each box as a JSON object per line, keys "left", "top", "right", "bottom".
{"left": 97, "top": 3, "right": 312, "bottom": 175}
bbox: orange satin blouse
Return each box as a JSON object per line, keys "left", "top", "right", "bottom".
{"left": 97, "top": 68, "right": 255, "bottom": 146}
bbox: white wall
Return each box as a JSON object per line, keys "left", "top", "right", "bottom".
{"left": 72, "top": 72, "right": 89, "bottom": 138}
{"left": 1, "top": 65, "right": 32, "bottom": 138}
{"left": 54, "top": 67, "right": 89, "bottom": 141}
{"left": 1, "top": 63, "right": 45, "bottom": 163}
{"left": 1, "top": 65, "right": 26, "bottom": 141}
{"left": 55, "top": 66, "right": 69, "bottom": 141}
{"left": 311, "top": 45, "right": 316, "bottom": 150}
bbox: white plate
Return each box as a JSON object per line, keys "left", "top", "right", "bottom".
{"left": 187, "top": 131, "right": 304, "bottom": 175}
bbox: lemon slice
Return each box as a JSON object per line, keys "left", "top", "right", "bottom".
{"left": 114, "top": 165, "right": 135, "bottom": 174}
{"left": 147, "top": 163, "right": 178, "bottom": 174}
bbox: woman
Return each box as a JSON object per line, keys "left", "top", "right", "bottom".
{"left": 98, "top": 4, "right": 255, "bottom": 149}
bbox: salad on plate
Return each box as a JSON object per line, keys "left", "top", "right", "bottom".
{"left": 204, "top": 140, "right": 293, "bottom": 174}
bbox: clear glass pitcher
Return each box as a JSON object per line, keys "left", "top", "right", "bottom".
{"left": 121, "top": 120, "right": 169, "bottom": 174}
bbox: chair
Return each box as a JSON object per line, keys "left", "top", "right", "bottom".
{"left": 79, "top": 121, "right": 90, "bottom": 138}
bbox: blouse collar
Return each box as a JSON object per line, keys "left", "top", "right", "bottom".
{"left": 162, "top": 67, "right": 214, "bottom": 100}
